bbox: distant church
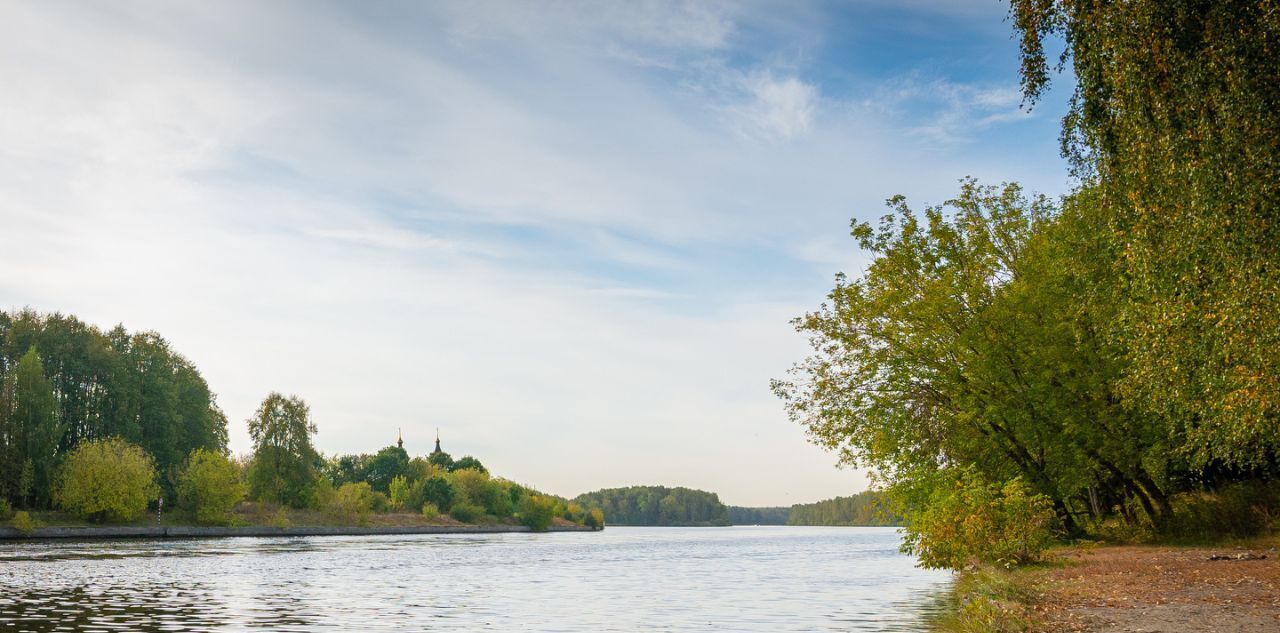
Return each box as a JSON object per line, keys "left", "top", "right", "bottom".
{"left": 397, "top": 427, "right": 447, "bottom": 457}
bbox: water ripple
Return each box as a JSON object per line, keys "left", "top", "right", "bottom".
{"left": 0, "top": 526, "right": 951, "bottom": 632}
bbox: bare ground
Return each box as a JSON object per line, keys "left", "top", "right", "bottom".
{"left": 1030, "top": 542, "right": 1280, "bottom": 632}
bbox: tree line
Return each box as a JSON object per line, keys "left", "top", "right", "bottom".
{"left": 0, "top": 310, "right": 226, "bottom": 509}
{"left": 774, "top": 0, "right": 1280, "bottom": 569}
{"left": 728, "top": 491, "right": 897, "bottom": 526}
{"left": 0, "top": 310, "right": 600, "bottom": 532}
{"left": 573, "top": 486, "right": 729, "bottom": 526}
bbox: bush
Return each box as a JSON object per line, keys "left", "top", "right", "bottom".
{"left": 449, "top": 502, "right": 484, "bottom": 524}
{"left": 421, "top": 502, "right": 439, "bottom": 520}
{"left": 177, "top": 449, "right": 246, "bottom": 525}
{"left": 519, "top": 494, "right": 557, "bottom": 532}
{"left": 327, "top": 482, "right": 377, "bottom": 526}
{"left": 389, "top": 476, "right": 427, "bottom": 512}
{"left": 270, "top": 507, "right": 291, "bottom": 529}
{"left": 1165, "top": 481, "right": 1280, "bottom": 540}
{"left": 900, "top": 470, "right": 1057, "bottom": 569}
{"left": 11, "top": 511, "right": 37, "bottom": 534}
{"left": 584, "top": 508, "right": 605, "bottom": 530}
{"left": 56, "top": 437, "right": 159, "bottom": 523}
{"left": 0, "top": 498, "right": 11, "bottom": 521}
{"left": 449, "top": 468, "right": 490, "bottom": 506}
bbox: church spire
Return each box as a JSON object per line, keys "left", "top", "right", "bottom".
{"left": 433, "top": 428, "right": 442, "bottom": 454}
{"left": 397, "top": 427, "right": 403, "bottom": 450}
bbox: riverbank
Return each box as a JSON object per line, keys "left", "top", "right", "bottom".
{"left": 936, "top": 539, "right": 1280, "bottom": 632}
{"left": 0, "top": 523, "right": 597, "bottom": 540}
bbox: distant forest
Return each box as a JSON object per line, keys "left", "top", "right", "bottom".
{"left": 573, "top": 486, "right": 729, "bottom": 526}
{"left": 730, "top": 491, "right": 898, "bottom": 526}
{"left": 727, "top": 506, "right": 789, "bottom": 525}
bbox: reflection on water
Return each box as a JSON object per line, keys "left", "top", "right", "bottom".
{"left": 0, "top": 527, "right": 952, "bottom": 632}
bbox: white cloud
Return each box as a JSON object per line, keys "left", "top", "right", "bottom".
{"left": 726, "top": 72, "right": 819, "bottom": 142}
{"left": 0, "top": 1, "right": 1066, "bottom": 506}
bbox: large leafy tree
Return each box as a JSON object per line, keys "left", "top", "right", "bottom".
{"left": 247, "top": 393, "right": 319, "bottom": 507}
{"left": 1010, "top": 0, "right": 1280, "bottom": 472}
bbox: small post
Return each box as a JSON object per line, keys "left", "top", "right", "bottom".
{"left": 157, "top": 496, "right": 164, "bottom": 524}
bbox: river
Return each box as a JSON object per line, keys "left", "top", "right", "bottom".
{"left": 0, "top": 526, "right": 952, "bottom": 631}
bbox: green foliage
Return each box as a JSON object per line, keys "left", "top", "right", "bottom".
{"left": 584, "top": 508, "right": 605, "bottom": 530}
{"left": 56, "top": 437, "right": 159, "bottom": 523}
{"left": 1164, "top": 481, "right": 1280, "bottom": 541}
{"left": 388, "top": 475, "right": 412, "bottom": 511}
{"left": 363, "top": 445, "right": 409, "bottom": 493}
{"left": 327, "top": 482, "right": 377, "bottom": 526}
{"left": 11, "top": 510, "right": 37, "bottom": 534}
{"left": 269, "top": 506, "right": 290, "bottom": 529}
{"left": 448, "top": 455, "right": 487, "bottom": 474}
{"left": 427, "top": 450, "right": 454, "bottom": 469}
{"left": 0, "top": 498, "right": 10, "bottom": 520}
{"left": 247, "top": 393, "right": 319, "bottom": 508}
{"left": 519, "top": 494, "right": 557, "bottom": 531}
{"left": 421, "top": 502, "right": 439, "bottom": 520}
{"left": 1010, "top": 1, "right": 1280, "bottom": 472}
{"left": 449, "top": 502, "right": 483, "bottom": 524}
{"left": 572, "top": 486, "right": 729, "bottom": 526}
{"left": 933, "top": 568, "right": 1035, "bottom": 633}
{"left": 176, "top": 448, "right": 245, "bottom": 525}
{"left": 788, "top": 492, "right": 898, "bottom": 526}
{"left": 422, "top": 476, "right": 456, "bottom": 512}
{"left": 899, "top": 470, "right": 1057, "bottom": 570}
{"left": 727, "top": 506, "right": 790, "bottom": 525}
{"left": 0, "top": 311, "right": 228, "bottom": 509}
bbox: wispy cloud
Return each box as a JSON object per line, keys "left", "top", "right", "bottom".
{"left": 0, "top": 0, "right": 1067, "bottom": 505}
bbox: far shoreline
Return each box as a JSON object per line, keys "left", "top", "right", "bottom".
{"left": 0, "top": 524, "right": 599, "bottom": 541}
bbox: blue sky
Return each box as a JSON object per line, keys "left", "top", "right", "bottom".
{"left": 0, "top": 1, "right": 1071, "bottom": 505}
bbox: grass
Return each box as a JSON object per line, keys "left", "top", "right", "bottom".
{"left": 930, "top": 566, "right": 1039, "bottom": 633}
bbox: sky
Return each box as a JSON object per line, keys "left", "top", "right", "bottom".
{"left": 0, "top": 0, "right": 1072, "bottom": 506}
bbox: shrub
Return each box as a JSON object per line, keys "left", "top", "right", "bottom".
{"left": 421, "top": 502, "right": 439, "bottom": 520}
{"left": 177, "top": 449, "right": 246, "bottom": 525}
{"left": 388, "top": 475, "right": 411, "bottom": 511}
{"left": 327, "top": 482, "right": 376, "bottom": 526}
{"left": 448, "top": 468, "right": 490, "bottom": 506}
{"left": 1165, "top": 480, "right": 1280, "bottom": 540}
{"left": 584, "top": 508, "right": 605, "bottom": 530}
{"left": 270, "top": 507, "right": 291, "bottom": 529}
{"left": 519, "top": 494, "right": 557, "bottom": 532}
{"left": 56, "top": 437, "right": 159, "bottom": 523}
{"left": 11, "top": 511, "right": 37, "bottom": 534}
{"left": 0, "top": 498, "right": 12, "bottom": 521}
{"left": 900, "top": 469, "right": 1057, "bottom": 570}
{"left": 449, "top": 502, "right": 484, "bottom": 524}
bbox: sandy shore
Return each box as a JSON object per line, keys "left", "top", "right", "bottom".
{"left": 1030, "top": 543, "right": 1280, "bottom": 632}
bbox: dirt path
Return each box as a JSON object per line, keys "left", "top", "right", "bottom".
{"left": 1031, "top": 543, "right": 1280, "bottom": 632}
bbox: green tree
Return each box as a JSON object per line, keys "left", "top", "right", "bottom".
{"left": 56, "top": 437, "right": 158, "bottom": 523}
{"left": 177, "top": 448, "right": 246, "bottom": 525}
{"left": 427, "top": 450, "right": 454, "bottom": 469}
{"left": 422, "top": 475, "right": 456, "bottom": 512}
{"left": 1010, "top": 0, "right": 1280, "bottom": 472}
{"left": 247, "top": 393, "right": 319, "bottom": 508}
{"left": 448, "top": 455, "right": 487, "bottom": 474}
{"left": 363, "top": 445, "right": 409, "bottom": 493}
{"left": 11, "top": 347, "right": 62, "bottom": 508}
{"left": 519, "top": 494, "right": 557, "bottom": 531}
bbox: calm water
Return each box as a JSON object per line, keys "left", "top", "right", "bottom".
{"left": 0, "top": 526, "right": 952, "bottom": 632}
